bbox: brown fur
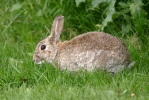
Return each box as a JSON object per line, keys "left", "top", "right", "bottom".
{"left": 33, "top": 15, "right": 131, "bottom": 73}
{"left": 55, "top": 32, "right": 130, "bottom": 72}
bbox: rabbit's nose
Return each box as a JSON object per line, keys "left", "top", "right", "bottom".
{"left": 33, "top": 55, "right": 38, "bottom": 62}
{"left": 33, "top": 58, "right": 37, "bottom": 63}
{"left": 33, "top": 57, "right": 35, "bottom": 62}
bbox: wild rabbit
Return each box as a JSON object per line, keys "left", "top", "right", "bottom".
{"left": 33, "top": 15, "right": 132, "bottom": 73}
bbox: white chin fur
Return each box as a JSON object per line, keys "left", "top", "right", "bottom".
{"left": 35, "top": 61, "right": 42, "bottom": 65}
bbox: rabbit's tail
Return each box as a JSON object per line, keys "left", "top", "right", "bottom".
{"left": 128, "top": 61, "right": 135, "bottom": 69}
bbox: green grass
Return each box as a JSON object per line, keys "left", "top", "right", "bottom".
{"left": 0, "top": 0, "right": 149, "bottom": 100}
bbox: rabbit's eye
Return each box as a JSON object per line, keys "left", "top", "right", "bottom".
{"left": 41, "top": 45, "right": 46, "bottom": 50}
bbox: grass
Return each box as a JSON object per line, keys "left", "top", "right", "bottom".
{"left": 0, "top": 0, "right": 149, "bottom": 100}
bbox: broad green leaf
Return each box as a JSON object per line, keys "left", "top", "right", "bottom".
{"left": 101, "top": 0, "right": 116, "bottom": 31}
{"left": 130, "top": 3, "right": 140, "bottom": 15}
{"left": 134, "top": 0, "right": 144, "bottom": 6}
{"left": 119, "top": 2, "right": 128, "bottom": 7}
{"left": 10, "top": 3, "right": 23, "bottom": 12}
{"left": 91, "top": 0, "right": 116, "bottom": 31}
{"left": 75, "top": 0, "right": 116, "bottom": 31}
{"left": 75, "top": 0, "right": 85, "bottom": 7}
{"left": 129, "top": 0, "right": 146, "bottom": 35}
{"left": 92, "top": 0, "right": 106, "bottom": 8}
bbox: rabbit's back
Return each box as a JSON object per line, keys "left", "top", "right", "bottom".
{"left": 56, "top": 32, "right": 130, "bottom": 73}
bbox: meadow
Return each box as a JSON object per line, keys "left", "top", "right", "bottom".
{"left": 0, "top": 0, "right": 149, "bottom": 100}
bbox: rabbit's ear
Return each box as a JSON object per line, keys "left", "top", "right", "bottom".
{"left": 49, "top": 15, "right": 64, "bottom": 43}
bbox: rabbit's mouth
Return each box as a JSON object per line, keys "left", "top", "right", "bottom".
{"left": 33, "top": 55, "right": 44, "bottom": 65}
